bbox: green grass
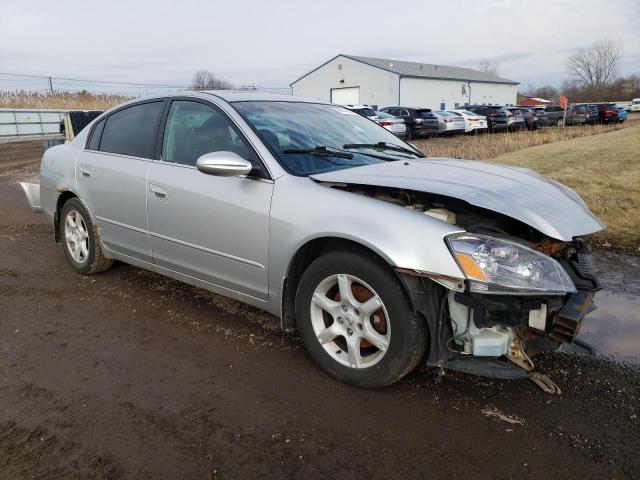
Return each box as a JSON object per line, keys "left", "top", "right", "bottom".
{"left": 491, "top": 124, "right": 640, "bottom": 251}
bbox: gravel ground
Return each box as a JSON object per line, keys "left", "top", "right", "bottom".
{"left": 0, "top": 142, "right": 638, "bottom": 479}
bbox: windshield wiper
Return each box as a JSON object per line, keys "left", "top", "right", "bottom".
{"left": 283, "top": 146, "right": 353, "bottom": 159}
{"left": 342, "top": 142, "right": 424, "bottom": 157}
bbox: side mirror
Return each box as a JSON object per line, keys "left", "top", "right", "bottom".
{"left": 196, "top": 151, "right": 253, "bottom": 177}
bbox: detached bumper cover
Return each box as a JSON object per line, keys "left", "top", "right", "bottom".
{"left": 19, "top": 182, "right": 43, "bottom": 212}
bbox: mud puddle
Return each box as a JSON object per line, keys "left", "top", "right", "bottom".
{"left": 565, "top": 291, "right": 640, "bottom": 364}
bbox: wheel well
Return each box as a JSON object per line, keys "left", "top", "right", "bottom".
{"left": 281, "top": 237, "right": 394, "bottom": 331}
{"left": 54, "top": 191, "right": 77, "bottom": 242}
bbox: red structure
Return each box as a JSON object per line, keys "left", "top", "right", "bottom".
{"left": 519, "top": 97, "right": 551, "bottom": 106}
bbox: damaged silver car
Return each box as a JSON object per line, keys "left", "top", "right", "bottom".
{"left": 22, "top": 92, "right": 603, "bottom": 389}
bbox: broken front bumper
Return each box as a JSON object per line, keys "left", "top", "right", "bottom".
{"left": 411, "top": 244, "right": 601, "bottom": 380}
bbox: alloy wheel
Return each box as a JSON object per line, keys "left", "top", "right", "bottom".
{"left": 310, "top": 274, "right": 390, "bottom": 369}
{"left": 64, "top": 210, "right": 89, "bottom": 264}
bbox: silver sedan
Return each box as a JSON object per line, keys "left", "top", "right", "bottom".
{"left": 375, "top": 110, "right": 407, "bottom": 139}
{"left": 22, "top": 91, "right": 603, "bottom": 389}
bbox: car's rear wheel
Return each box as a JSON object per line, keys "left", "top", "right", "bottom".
{"left": 295, "top": 250, "right": 427, "bottom": 388}
{"left": 60, "top": 198, "right": 113, "bottom": 275}
{"left": 557, "top": 118, "right": 564, "bottom": 127}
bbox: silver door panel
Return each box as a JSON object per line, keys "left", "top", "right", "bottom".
{"left": 76, "top": 151, "right": 152, "bottom": 261}
{"left": 147, "top": 162, "right": 273, "bottom": 299}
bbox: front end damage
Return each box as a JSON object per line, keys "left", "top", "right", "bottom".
{"left": 323, "top": 181, "right": 602, "bottom": 385}
{"left": 399, "top": 240, "right": 601, "bottom": 388}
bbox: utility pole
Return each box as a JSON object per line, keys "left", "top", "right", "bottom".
{"left": 48, "top": 76, "right": 53, "bottom": 93}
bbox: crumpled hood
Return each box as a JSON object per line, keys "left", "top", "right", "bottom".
{"left": 311, "top": 158, "right": 603, "bottom": 241}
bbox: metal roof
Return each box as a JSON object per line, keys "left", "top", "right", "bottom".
{"left": 291, "top": 54, "right": 519, "bottom": 86}
{"left": 202, "top": 90, "right": 313, "bottom": 102}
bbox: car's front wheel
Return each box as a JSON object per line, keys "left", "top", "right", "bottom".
{"left": 60, "top": 198, "right": 113, "bottom": 275}
{"left": 295, "top": 250, "right": 427, "bottom": 388}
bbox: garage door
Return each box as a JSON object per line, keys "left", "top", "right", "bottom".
{"left": 330, "top": 87, "right": 360, "bottom": 105}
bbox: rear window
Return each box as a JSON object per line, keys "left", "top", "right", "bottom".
{"left": 415, "top": 109, "right": 433, "bottom": 118}
{"left": 87, "top": 118, "right": 105, "bottom": 150}
{"left": 99, "top": 101, "right": 164, "bottom": 159}
{"left": 376, "top": 111, "right": 394, "bottom": 119}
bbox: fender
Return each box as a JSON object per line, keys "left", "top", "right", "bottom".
{"left": 268, "top": 175, "right": 466, "bottom": 303}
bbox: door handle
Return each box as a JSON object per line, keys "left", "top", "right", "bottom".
{"left": 79, "top": 166, "right": 91, "bottom": 177}
{"left": 149, "top": 184, "right": 167, "bottom": 199}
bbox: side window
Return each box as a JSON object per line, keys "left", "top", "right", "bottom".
{"left": 162, "top": 100, "right": 257, "bottom": 167}
{"left": 99, "top": 102, "right": 164, "bottom": 158}
{"left": 87, "top": 118, "right": 105, "bottom": 150}
{"left": 401, "top": 109, "right": 410, "bottom": 117}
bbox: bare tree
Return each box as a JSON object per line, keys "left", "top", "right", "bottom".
{"left": 191, "top": 70, "right": 234, "bottom": 91}
{"left": 533, "top": 85, "right": 559, "bottom": 102}
{"left": 566, "top": 38, "right": 622, "bottom": 90}
{"left": 478, "top": 60, "right": 500, "bottom": 77}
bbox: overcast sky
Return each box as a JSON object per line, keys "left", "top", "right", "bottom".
{"left": 1, "top": 0, "right": 638, "bottom": 94}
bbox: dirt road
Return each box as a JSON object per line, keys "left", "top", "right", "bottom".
{"left": 1, "top": 142, "right": 638, "bottom": 479}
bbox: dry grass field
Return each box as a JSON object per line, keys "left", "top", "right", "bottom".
{"left": 490, "top": 125, "right": 640, "bottom": 250}
{"left": 0, "top": 91, "right": 131, "bottom": 110}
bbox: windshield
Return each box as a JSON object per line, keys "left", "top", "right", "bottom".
{"left": 233, "top": 101, "right": 419, "bottom": 176}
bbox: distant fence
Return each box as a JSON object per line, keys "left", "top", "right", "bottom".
{"left": 0, "top": 108, "right": 67, "bottom": 142}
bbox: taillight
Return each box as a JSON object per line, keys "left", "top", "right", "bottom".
{"left": 443, "top": 118, "right": 451, "bottom": 123}
{"left": 380, "top": 121, "right": 393, "bottom": 126}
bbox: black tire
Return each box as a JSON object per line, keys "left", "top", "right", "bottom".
{"left": 60, "top": 198, "right": 113, "bottom": 275}
{"left": 295, "top": 250, "right": 427, "bottom": 388}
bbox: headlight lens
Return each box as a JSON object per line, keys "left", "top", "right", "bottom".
{"left": 446, "top": 233, "right": 576, "bottom": 295}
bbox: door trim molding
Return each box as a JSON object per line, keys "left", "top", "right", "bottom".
{"left": 149, "top": 230, "right": 265, "bottom": 269}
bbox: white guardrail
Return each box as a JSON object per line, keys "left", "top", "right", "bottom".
{"left": 0, "top": 108, "right": 66, "bottom": 142}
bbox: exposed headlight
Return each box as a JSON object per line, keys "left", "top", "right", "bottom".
{"left": 446, "top": 233, "right": 576, "bottom": 295}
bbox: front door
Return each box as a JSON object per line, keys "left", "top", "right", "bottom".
{"left": 147, "top": 99, "right": 273, "bottom": 299}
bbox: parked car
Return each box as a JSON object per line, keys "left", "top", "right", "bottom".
{"left": 433, "top": 111, "right": 466, "bottom": 135}
{"left": 21, "top": 91, "right": 604, "bottom": 389}
{"left": 615, "top": 102, "right": 631, "bottom": 112}
{"left": 630, "top": 98, "right": 640, "bottom": 112}
{"left": 544, "top": 105, "right": 586, "bottom": 126}
{"left": 531, "top": 107, "right": 551, "bottom": 127}
{"left": 583, "top": 104, "right": 600, "bottom": 124}
{"left": 506, "top": 107, "right": 540, "bottom": 130}
{"left": 448, "top": 110, "right": 488, "bottom": 134}
{"left": 501, "top": 108, "right": 525, "bottom": 131}
{"left": 617, "top": 106, "right": 628, "bottom": 123}
{"left": 344, "top": 105, "right": 379, "bottom": 122}
{"left": 380, "top": 107, "right": 439, "bottom": 139}
{"left": 375, "top": 110, "right": 407, "bottom": 138}
{"left": 465, "top": 105, "right": 509, "bottom": 132}
{"left": 596, "top": 103, "right": 619, "bottom": 124}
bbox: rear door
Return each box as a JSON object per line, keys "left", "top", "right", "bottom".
{"left": 146, "top": 99, "right": 273, "bottom": 299}
{"left": 78, "top": 100, "right": 165, "bottom": 261}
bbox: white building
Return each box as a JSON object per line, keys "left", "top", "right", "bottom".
{"left": 291, "top": 54, "right": 519, "bottom": 110}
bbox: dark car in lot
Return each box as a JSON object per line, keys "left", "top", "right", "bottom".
{"left": 582, "top": 104, "right": 600, "bottom": 124}
{"left": 532, "top": 107, "right": 551, "bottom": 126}
{"left": 596, "top": 103, "right": 619, "bottom": 124}
{"left": 465, "top": 105, "right": 509, "bottom": 132}
{"left": 380, "top": 107, "right": 439, "bottom": 139}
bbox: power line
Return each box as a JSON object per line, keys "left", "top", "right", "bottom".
{"left": 0, "top": 71, "right": 189, "bottom": 88}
